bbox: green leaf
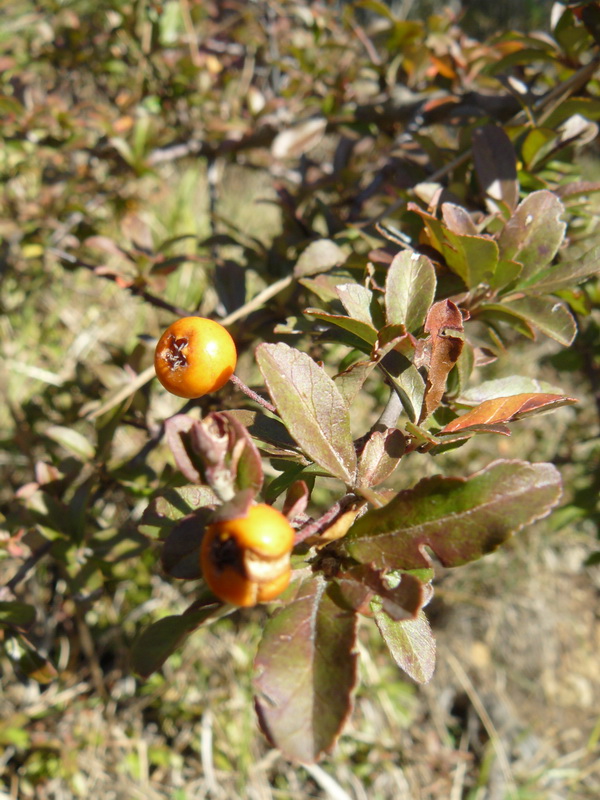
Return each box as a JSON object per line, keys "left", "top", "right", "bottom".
{"left": 132, "top": 604, "right": 223, "bottom": 678}
{"left": 45, "top": 425, "right": 95, "bottom": 461}
{"left": 374, "top": 608, "right": 436, "bottom": 684}
{"left": 256, "top": 343, "right": 357, "bottom": 484}
{"left": 336, "top": 283, "right": 379, "bottom": 326}
{"left": 343, "top": 460, "right": 562, "bottom": 569}
{"left": 486, "top": 297, "right": 577, "bottom": 346}
{"left": 385, "top": 251, "right": 436, "bottom": 332}
{"left": 293, "top": 239, "right": 346, "bottom": 278}
{"left": 380, "top": 362, "right": 425, "bottom": 424}
{"left": 498, "top": 191, "right": 566, "bottom": 283}
{"left": 414, "top": 205, "right": 499, "bottom": 288}
{"left": 304, "top": 309, "right": 378, "bottom": 347}
{"left": 139, "top": 486, "right": 218, "bottom": 538}
{"left": 0, "top": 602, "right": 36, "bottom": 631}
{"left": 458, "top": 376, "right": 567, "bottom": 406}
{"left": 254, "top": 576, "right": 358, "bottom": 763}
{"left": 519, "top": 243, "right": 600, "bottom": 294}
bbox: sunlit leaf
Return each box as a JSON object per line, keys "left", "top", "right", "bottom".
{"left": 385, "top": 251, "right": 436, "bottom": 332}
{"left": 343, "top": 460, "right": 562, "bottom": 569}
{"left": 374, "top": 608, "right": 436, "bottom": 684}
{"left": 420, "top": 300, "right": 464, "bottom": 422}
{"left": 485, "top": 296, "right": 577, "bottom": 346}
{"left": 442, "top": 393, "right": 577, "bottom": 433}
{"left": 294, "top": 239, "right": 347, "bottom": 278}
{"left": 498, "top": 191, "right": 566, "bottom": 283}
{"left": 256, "top": 343, "right": 357, "bottom": 484}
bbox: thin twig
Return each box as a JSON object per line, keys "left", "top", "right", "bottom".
{"left": 4, "top": 540, "right": 53, "bottom": 594}
{"left": 84, "top": 276, "right": 293, "bottom": 420}
{"left": 229, "top": 374, "right": 276, "bottom": 413}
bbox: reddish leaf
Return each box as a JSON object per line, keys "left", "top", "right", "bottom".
{"left": 164, "top": 415, "right": 202, "bottom": 483}
{"left": 442, "top": 393, "right": 577, "bottom": 433}
{"left": 419, "top": 300, "right": 465, "bottom": 422}
{"left": 343, "top": 460, "right": 562, "bottom": 570}
{"left": 331, "top": 565, "right": 425, "bottom": 621}
{"left": 357, "top": 428, "right": 405, "bottom": 487}
{"left": 256, "top": 343, "right": 357, "bottom": 484}
{"left": 254, "top": 576, "right": 358, "bottom": 763}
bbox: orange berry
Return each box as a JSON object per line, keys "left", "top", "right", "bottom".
{"left": 200, "top": 503, "right": 295, "bottom": 607}
{"left": 154, "top": 316, "right": 237, "bottom": 399}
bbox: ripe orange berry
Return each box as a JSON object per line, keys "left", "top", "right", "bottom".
{"left": 200, "top": 503, "right": 295, "bottom": 607}
{"left": 154, "top": 316, "right": 237, "bottom": 399}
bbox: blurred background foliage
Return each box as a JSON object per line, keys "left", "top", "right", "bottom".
{"left": 1, "top": 0, "right": 599, "bottom": 798}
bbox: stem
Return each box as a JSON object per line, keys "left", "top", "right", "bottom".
{"left": 229, "top": 374, "right": 276, "bottom": 413}
{"left": 294, "top": 493, "right": 361, "bottom": 545}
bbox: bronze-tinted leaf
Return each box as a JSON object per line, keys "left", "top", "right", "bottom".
{"left": 442, "top": 393, "right": 577, "bottom": 433}
{"left": 254, "top": 576, "right": 358, "bottom": 763}
{"left": 343, "top": 460, "right": 562, "bottom": 570}
{"left": 419, "top": 300, "right": 465, "bottom": 422}
{"left": 161, "top": 512, "right": 211, "bottom": 579}
{"left": 357, "top": 428, "right": 405, "bottom": 487}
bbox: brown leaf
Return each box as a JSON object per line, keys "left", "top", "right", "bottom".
{"left": 419, "top": 300, "right": 465, "bottom": 423}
